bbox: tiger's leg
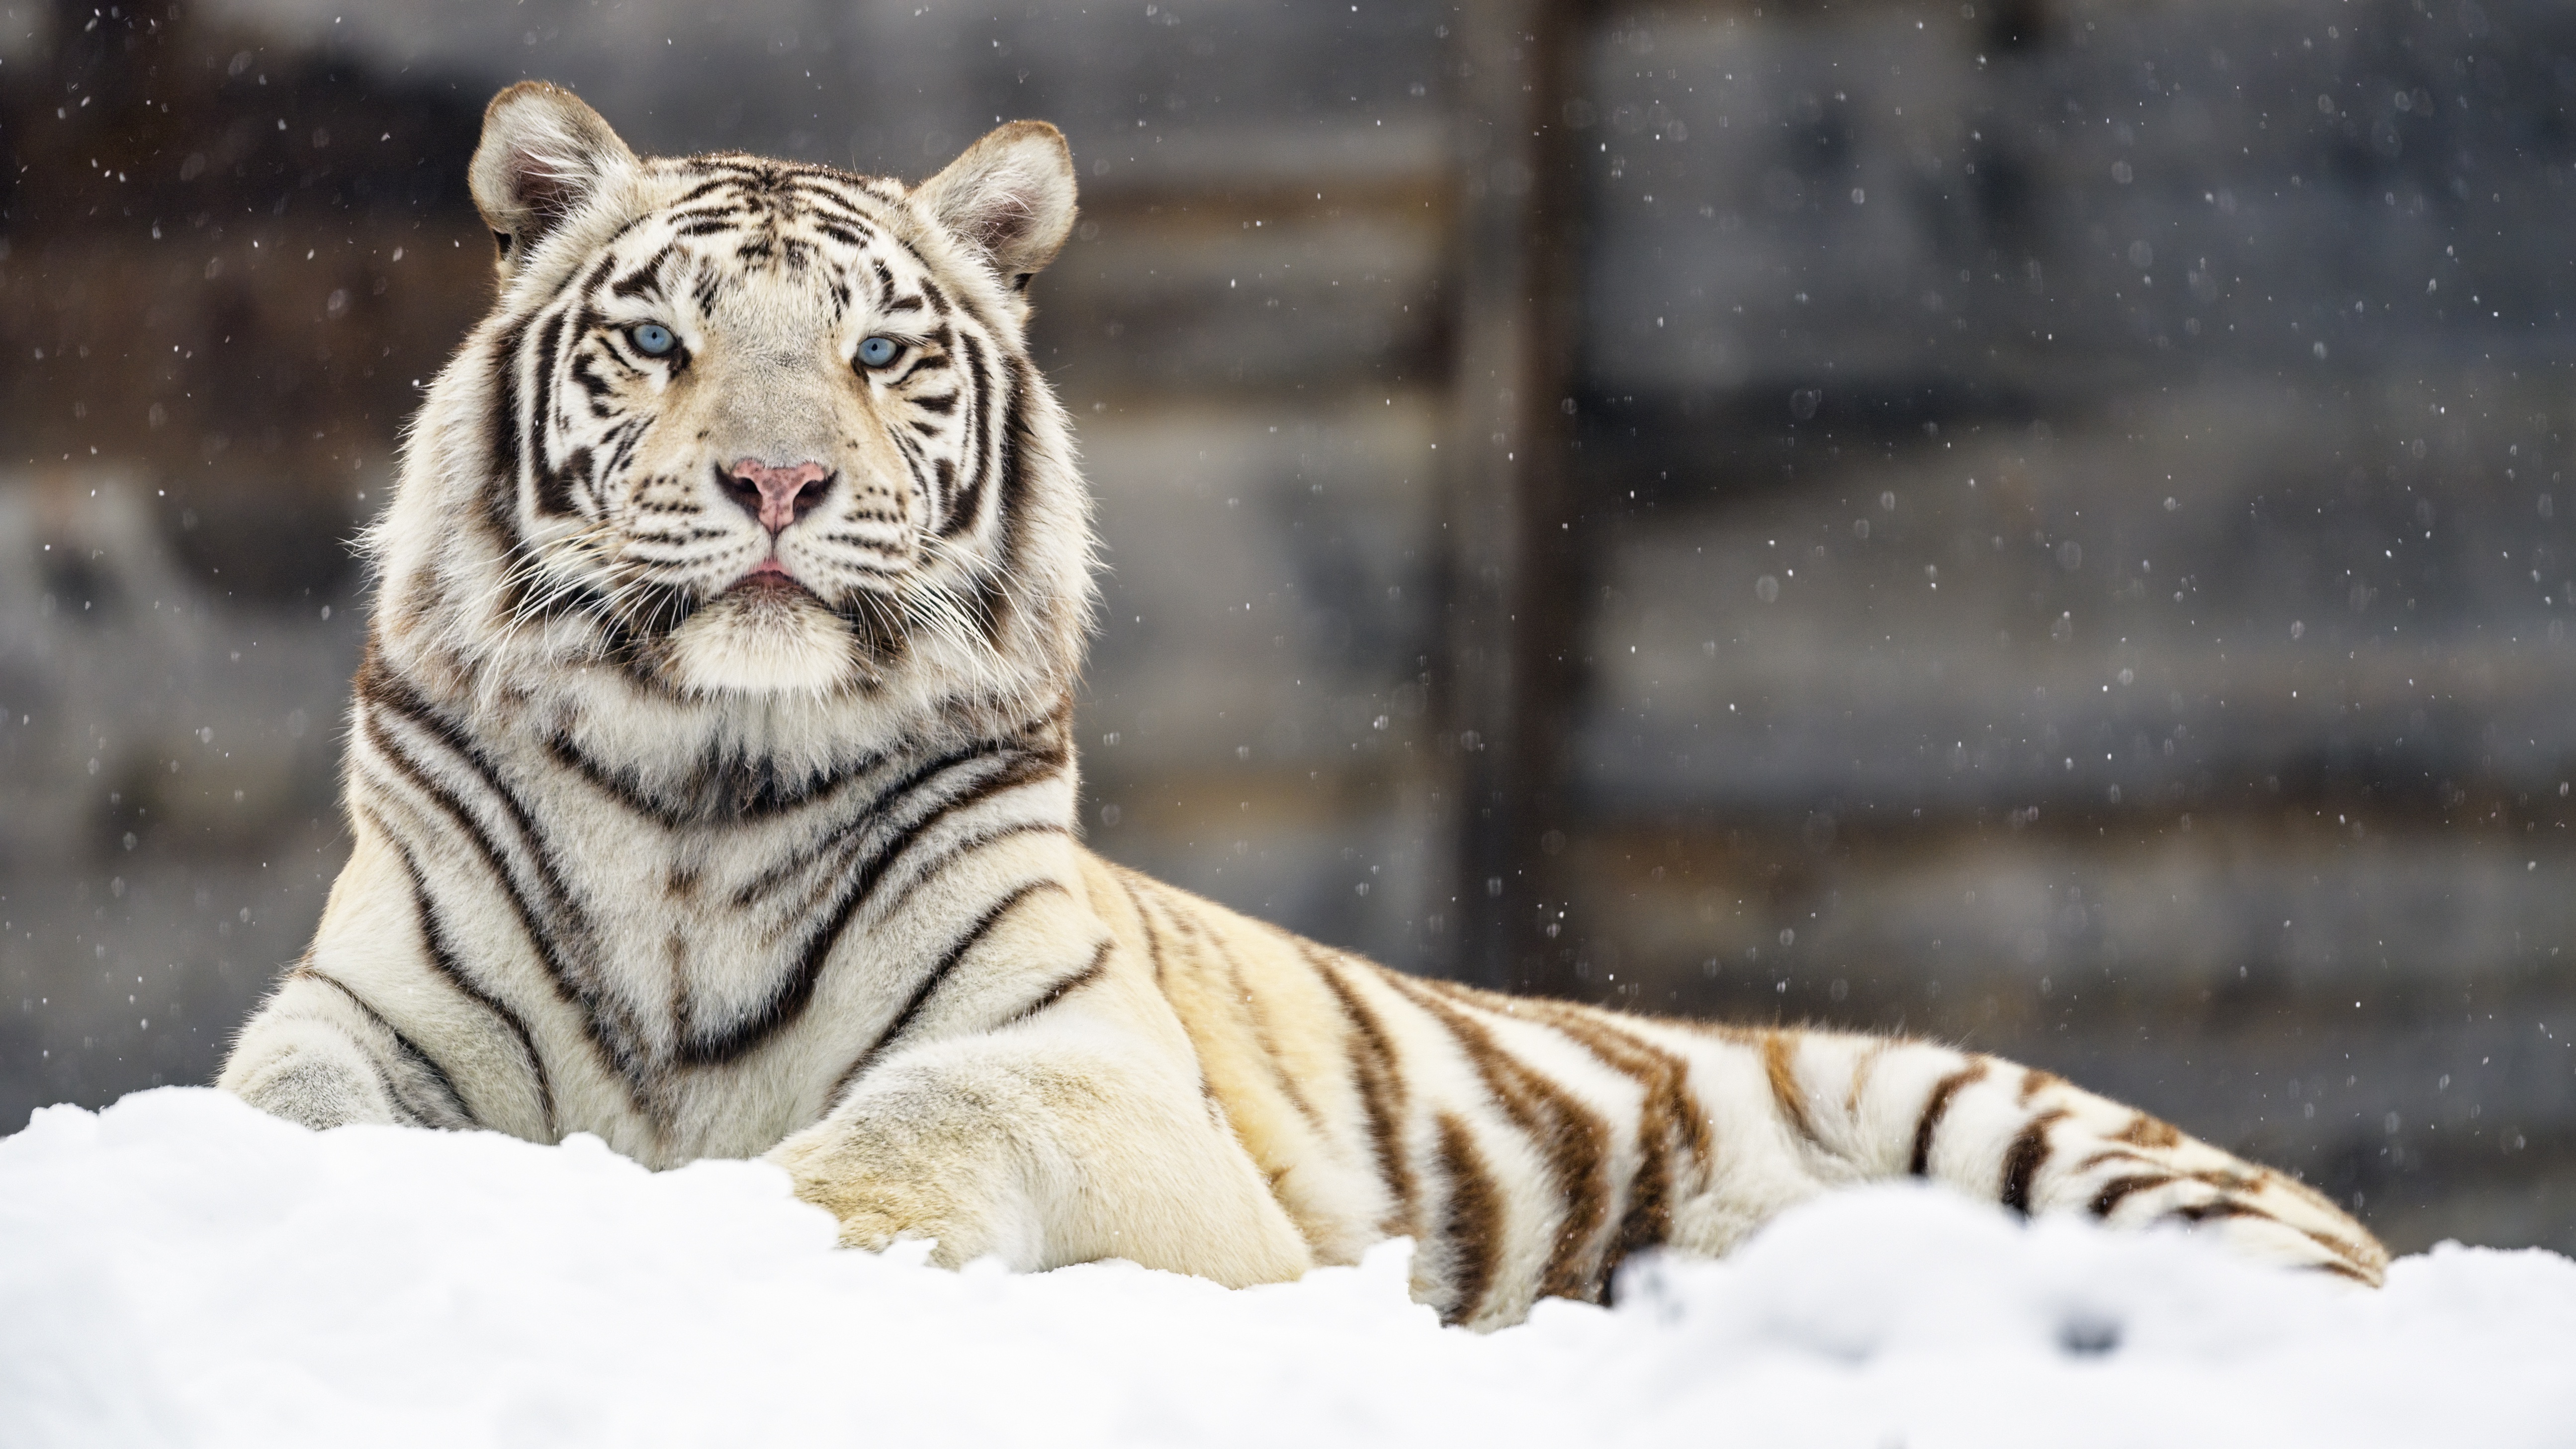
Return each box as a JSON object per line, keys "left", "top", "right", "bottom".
{"left": 1756, "top": 1033, "right": 2390, "bottom": 1284}
{"left": 219, "top": 826, "right": 492, "bottom": 1135}
{"left": 221, "top": 972, "right": 475, "bottom": 1131}
{"left": 764, "top": 961, "right": 1316, "bottom": 1289}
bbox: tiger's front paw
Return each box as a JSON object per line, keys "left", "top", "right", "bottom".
{"left": 765, "top": 1131, "right": 986, "bottom": 1262}
{"left": 794, "top": 1184, "right": 940, "bottom": 1258}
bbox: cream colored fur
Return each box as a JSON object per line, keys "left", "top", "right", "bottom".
{"left": 220, "top": 85, "right": 2387, "bottom": 1328}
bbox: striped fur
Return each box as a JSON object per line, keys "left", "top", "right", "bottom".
{"left": 220, "top": 84, "right": 2387, "bottom": 1329}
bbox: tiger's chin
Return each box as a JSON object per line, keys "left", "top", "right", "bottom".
{"left": 662, "top": 579, "right": 861, "bottom": 696}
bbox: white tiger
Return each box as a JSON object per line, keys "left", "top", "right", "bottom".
{"left": 218, "top": 82, "right": 2387, "bottom": 1328}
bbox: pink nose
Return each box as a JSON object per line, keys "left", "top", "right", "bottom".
{"left": 720, "top": 459, "right": 832, "bottom": 535}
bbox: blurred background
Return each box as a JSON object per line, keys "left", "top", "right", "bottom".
{"left": 4, "top": 0, "right": 2573, "bottom": 1254}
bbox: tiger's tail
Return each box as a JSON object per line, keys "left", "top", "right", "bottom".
{"left": 1763, "top": 1030, "right": 2388, "bottom": 1285}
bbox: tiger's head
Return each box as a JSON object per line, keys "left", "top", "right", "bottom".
{"left": 376, "top": 82, "right": 1091, "bottom": 747}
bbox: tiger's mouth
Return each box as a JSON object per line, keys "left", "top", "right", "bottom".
{"left": 724, "top": 557, "right": 822, "bottom": 602}
{"left": 663, "top": 555, "right": 865, "bottom": 695}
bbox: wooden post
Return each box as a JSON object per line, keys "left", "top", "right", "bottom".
{"left": 1442, "top": 0, "right": 1591, "bottom": 997}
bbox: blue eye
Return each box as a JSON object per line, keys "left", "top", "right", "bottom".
{"left": 857, "top": 335, "right": 899, "bottom": 368}
{"left": 630, "top": 323, "right": 677, "bottom": 357}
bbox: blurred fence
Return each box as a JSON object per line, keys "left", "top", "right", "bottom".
{"left": 3, "top": 0, "right": 2572, "bottom": 1254}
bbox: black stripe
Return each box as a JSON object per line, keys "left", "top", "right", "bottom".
{"left": 484, "top": 556, "right": 684, "bottom": 675}
{"left": 1189, "top": 914, "right": 1326, "bottom": 1130}
{"left": 365, "top": 813, "right": 561, "bottom": 1138}
{"left": 976, "top": 353, "right": 1035, "bottom": 652}
{"left": 565, "top": 216, "right": 652, "bottom": 275}
{"left": 821, "top": 879, "right": 1067, "bottom": 1107}
{"left": 941, "top": 329, "right": 992, "bottom": 539}
{"left": 356, "top": 675, "right": 647, "bottom": 1112}
{"left": 871, "top": 819, "right": 1069, "bottom": 923}
{"left": 893, "top": 350, "right": 950, "bottom": 386}
{"left": 664, "top": 202, "right": 751, "bottom": 226}
{"left": 1433, "top": 1112, "right": 1503, "bottom": 1327}
{"left": 1395, "top": 976, "right": 1614, "bottom": 1304}
{"left": 2292, "top": 1221, "right": 2377, "bottom": 1269}
{"left": 599, "top": 415, "right": 648, "bottom": 478}
{"left": 994, "top": 937, "right": 1113, "bottom": 1029}
{"left": 1763, "top": 1031, "right": 1824, "bottom": 1148}
{"left": 529, "top": 303, "right": 576, "bottom": 515}
{"left": 726, "top": 734, "right": 1027, "bottom": 910}
{"left": 789, "top": 185, "right": 877, "bottom": 228}
{"left": 292, "top": 966, "right": 474, "bottom": 1129}
{"left": 484, "top": 318, "right": 530, "bottom": 537}
{"left": 2087, "top": 1172, "right": 2173, "bottom": 1218}
{"left": 2167, "top": 1196, "right": 2265, "bottom": 1224}
{"left": 1116, "top": 871, "right": 1171, "bottom": 986}
{"left": 888, "top": 431, "right": 934, "bottom": 503}
{"left": 1524, "top": 1000, "right": 1708, "bottom": 1285}
{"left": 570, "top": 352, "right": 618, "bottom": 402}
{"left": 681, "top": 738, "right": 1062, "bottom": 1064}
{"left": 854, "top": 748, "right": 1068, "bottom": 911}
{"left": 1908, "top": 1059, "right": 1990, "bottom": 1178}
{"left": 1307, "top": 949, "right": 1419, "bottom": 1237}
{"left": 545, "top": 728, "right": 884, "bottom": 829}
{"left": 611, "top": 242, "right": 677, "bottom": 298}
{"left": 670, "top": 175, "right": 740, "bottom": 206}
{"left": 2000, "top": 1107, "right": 2070, "bottom": 1215}
{"left": 364, "top": 672, "right": 591, "bottom": 951}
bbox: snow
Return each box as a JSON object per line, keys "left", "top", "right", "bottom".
{"left": 5, "top": 1089, "right": 2573, "bottom": 1449}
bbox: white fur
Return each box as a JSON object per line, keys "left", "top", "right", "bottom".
{"left": 220, "top": 87, "right": 2387, "bottom": 1329}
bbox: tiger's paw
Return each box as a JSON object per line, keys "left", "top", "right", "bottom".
{"left": 773, "top": 1160, "right": 951, "bottom": 1256}
{"left": 764, "top": 1134, "right": 1003, "bottom": 1266}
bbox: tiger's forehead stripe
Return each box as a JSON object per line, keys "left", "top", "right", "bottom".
{"left": 554, "top": 176, "right": 938, "bottom": 335}
{"left": 609, "top": 243, "right": 675, "bottom": 301}
{"left": 638, "top": 158, "right": 902, "bottom": 269}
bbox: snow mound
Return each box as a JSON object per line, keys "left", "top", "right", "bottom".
{"left": 5, "top": 1089, "right": 2572, "bottom": 1449}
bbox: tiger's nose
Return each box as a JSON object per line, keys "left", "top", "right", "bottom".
{"left": 719, "top": 459, "right": 833, "bottom": 535}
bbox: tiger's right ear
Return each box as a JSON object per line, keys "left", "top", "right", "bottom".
{"left": 469, "top": 82, "right": 636, "bottom": 272}
{"left": 913, "top": 121, "right": 1078, "bottom": 292}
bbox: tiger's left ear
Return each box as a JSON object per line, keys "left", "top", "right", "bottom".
{"left": 913, "top": 121, "right": 1078, "bottom": 293}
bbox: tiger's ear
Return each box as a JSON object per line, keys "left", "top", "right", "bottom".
{"left": 913, "top": 121, "right": 1078, "bottom": 291}
{"left": 469, "top": 82, "right": 636, "bottom": 272}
